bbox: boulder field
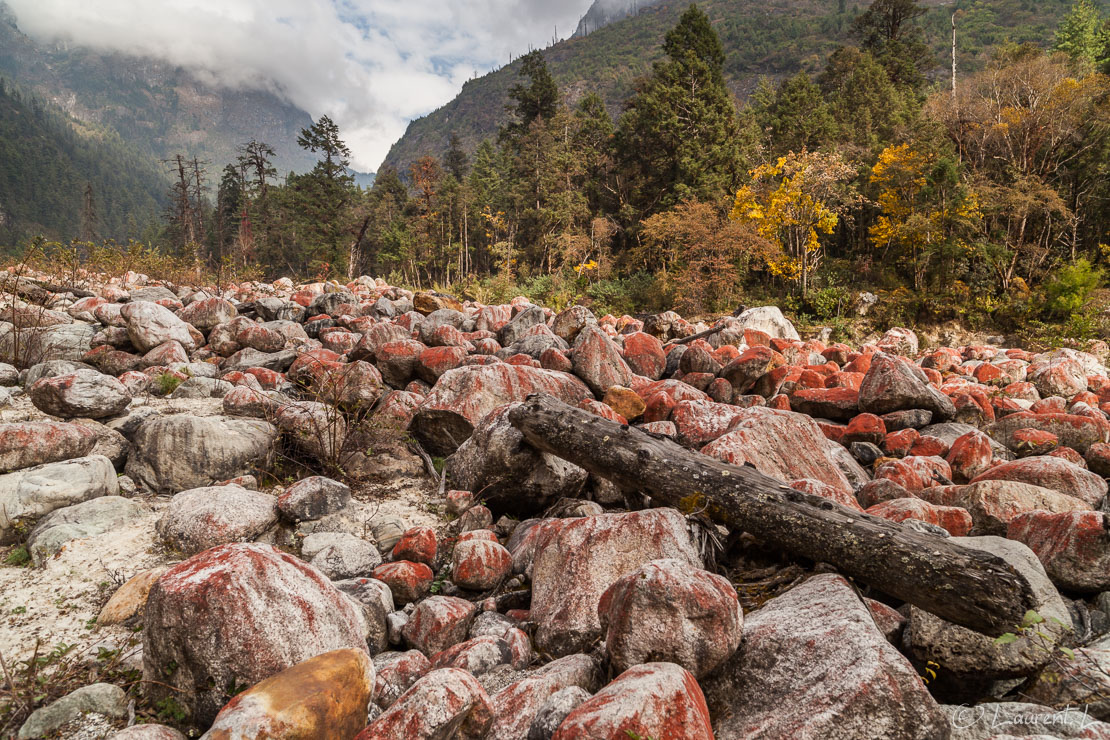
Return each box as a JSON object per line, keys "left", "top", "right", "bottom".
{"left": 3, "top": 270, "right": 1110, "bottom": 738}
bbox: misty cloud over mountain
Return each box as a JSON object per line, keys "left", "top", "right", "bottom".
{"left": 6, "top": 0, "right": 592, "bottom": 171}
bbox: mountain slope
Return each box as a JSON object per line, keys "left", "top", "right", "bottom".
{"left": 381, "top": 0, "right": 1081, "bottom": 174}
{"left": 0, "top": 79, "right": 165, "bottom": 245}
{"left": 0, "top": 2, "right": 317, "bottom": 177}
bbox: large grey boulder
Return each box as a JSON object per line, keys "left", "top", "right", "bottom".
{"left": 17, "top": 683, "right": 128, "bottom": 739}
{"left": 733, "top": 305, "right": 800, "bottom": 340}
{"left": 859, "top": 352, "right": 955, "bottom": 420}
{"left": 28, "top": 369, "right": 131, "bottom": 419}
{"left": 0, "top": 322, "right": 96, "bottom": 368}
{"left": 156, "top": 485, "right": 278, "bottom": 554}
{"left": 121, "top": 301, "right": 196, "bottom": 352}
{"left": 125, "top": 415, "right": 277, "bottom": 493}
{"left": 0, "top": 455, "right": 118, "bottom": 543}
{"left": 28, "top": 496, "right": 146, "bottom": 565}
{"left": 702, "top": 574, "right": 949, "bottom": 740}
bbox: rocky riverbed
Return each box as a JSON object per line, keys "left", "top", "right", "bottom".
{"left": 2, "top": 269, "right": 1110, "bottom": 739}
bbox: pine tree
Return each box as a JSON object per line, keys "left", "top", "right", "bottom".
{"left": 215, "top": 164, "right": 244, "bottom": 264}
{"left": 80, "top": 182, "right": 98, "bottom": 241}
{"left": 615, "top": 4, "right": 744, "bottom": 220}
{"left": 237, "top": 140, "right": 278, "bottom": 196}
{"left": 758, "top": 73, "right": 838, "bottom": 154}
{"left": 502, "top": 51, "right": 560, "bottom": 144}
{"left": 852, "top": 0, "right": 932, "bottom": 89}
{"left": 445, "top": 133, "right": 470, "bottom": 181}
{"left": 1055, "top": 0, "right": 1109, "bottom": 68}
{"left": 292, "top": 116, "right": 356, "bottom": 274}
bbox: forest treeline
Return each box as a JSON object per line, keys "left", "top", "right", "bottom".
{"left": 13, "top": 0, "right": 1110, "bottom": 337}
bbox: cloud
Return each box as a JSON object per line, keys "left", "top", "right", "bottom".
{"left": 5, "top": 0, "right": 594, "bottom": 171}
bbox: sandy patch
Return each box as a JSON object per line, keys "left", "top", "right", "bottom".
{"left": 0, "top": 502, "right": 170, "bottom": 666}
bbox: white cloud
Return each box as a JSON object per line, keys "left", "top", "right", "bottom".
{"left": 5, "top": 0, "right": 593, "bottom": 171}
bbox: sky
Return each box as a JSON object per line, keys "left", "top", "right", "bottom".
{"left": 6, "top": 0, "right": 597, "bottom": 172}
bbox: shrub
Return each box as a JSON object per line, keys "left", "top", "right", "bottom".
{"left": 1045, "top": 258, "right": 1103, "bottom": 318}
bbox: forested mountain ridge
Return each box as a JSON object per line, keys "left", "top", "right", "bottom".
{"left": 0, "top": 2, "right": 318, "bottom": 177}
{"left": 381, "top": 0, "right": 1085, "bottom": 174}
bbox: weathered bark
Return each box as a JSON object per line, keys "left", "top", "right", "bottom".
{"left": 508, "top": 393, "right": 1038, "bottom": 637}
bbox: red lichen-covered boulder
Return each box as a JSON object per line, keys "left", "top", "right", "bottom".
{"left": 720, "top": 345, "right": 781, "bottom": 394}
{"left": 621, "top": 332, "right": 667, "bottom": 380}
{"left": 375, "top": 339, "right": 425, "bottom": 387}
{"left": 873, "top": 456, "right": 952, "bottom": 492}
{"left": 356, "top": 668, "right": 493, "bottom": 740}
{"left": 571, "top": 325, "right": 634, "bottom": 396}
{"left": 917, "top": 480, "right": 1090, "bottom": 536}
{"left": 539, "top": 347, "right": 573, "bottom": 373}
{"left": 485, "top": 654, "right": 599, "bottom": 740}
{"left": 141, "top": 340, "right": 189, "bottom": 368}
{"left": 701, "top": 407, "right": 854, "bottom": 495}
{"left": 402, "top": 595, "right": 479, "bottom": 656}
{"left": 842, "top": 413, "right": 886, "bottom": 446}
{"left": 986, "top": 411, "right": 1109, "bottom": 455}
{"left": 552, "top": 662, "right": 713, "bottom": 740}
{"left": 391, "top": 526, "right": 437, "bottom": 566}
{"left": 1028, "top": 352, "right": 1088, "bottom": 398}
{"left": 373, "top": 650, "right": 432, "bottom": 710}
{"left": 671, "top": 399, "right": 745, "bottom": 447}
{"left": 452, "top": 539, "right": 512, "bottom": 591}
{"left": 0, "top": 421, "right": 97, "bottom": 473}
{"left": 579, "top": 398, "right": 627, "bottom": 424}
{"left": 178, "top": 296, "right": 236, "bottom": 331}
{"left": 142, "top": 543, "right": 369, "bottom": 726}
{"left": 970, "top": 456, "right": 1108, "bottom": 507}
{"left": 598, "top": 559, "right": 742, "bottom": 678}
{"left": 788, "top": 387, "right": 860, "bottom": 422}
{"left": 864, "top": 498, "right": 973, "bottom": 536}
{"left": 1007, "top": 510, "right": 1110, "bottom": 592}
{"left": 909, "top": 435, "right": 949, "bottom": 458}
{"left": 410, "top": 364, "right": 592, "bottom": 456}
{"left": 946, "top": 430, "right": 995, "bottom": 483}
{"left": 702, "top": 574, "right": 947, "bottom": 739}
{"left": 530, "top": 509, "right": 701, "bottom": 657}
{"left": 204, "top": 648, "right": 374, "bottom": 740}
{"left": 430, "top": 635, "right": 513, "bottom": 675}
{"left": 416, "top": 345, "right": 469, "bottom": 384}
{"left": 857, "top": 479, "right": 912, "bottom": 509}
{"left": 1013, "top": 427, "right": 1060, "bottom": 456}
{"left": 1087, "top": 442, "right": 1110, "bottom": 477}
{"left": 1049, "top": 446, "right": 1086, "bottom": 466}
{"left": 370, "top": 561, "right": 435, "bottom": 605}
{"left": 884, "top": 428, "right": 919, "bottom": 457}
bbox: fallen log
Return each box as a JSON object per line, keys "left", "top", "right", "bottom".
{"left": 508, "top": 393, "right": 1038, "bottom": 637}
{"left": 663, "top": 322, "right": 726, "bottom": 347}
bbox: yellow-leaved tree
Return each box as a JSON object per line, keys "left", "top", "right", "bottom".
{"left": 730, "top": 150, "right": 857, "bottom": 298}
{"left": 869, "top": 142, "right": 982, "bottom": 290}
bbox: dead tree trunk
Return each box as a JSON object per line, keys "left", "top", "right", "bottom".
{"left": 508, "top": 394, "right": 1038, "bottom": 637}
